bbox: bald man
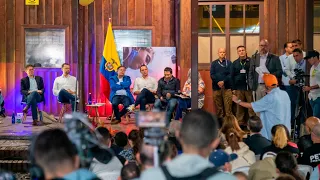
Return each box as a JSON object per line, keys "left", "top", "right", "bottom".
{"left": 299, "top": 123, "right": 320, "bottom": 167}
{"left": 210, "top": 48, "right": 233, "bottom": 122}
{"left": 248, "top": 39, "right": 283, "bottom": 101}
{"left": 297, "top": 117, "right": 320, "bottom": 153}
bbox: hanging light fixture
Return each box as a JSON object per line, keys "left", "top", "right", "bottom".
{"left": 79, "top": 0, "right": 94, "bottom": 6}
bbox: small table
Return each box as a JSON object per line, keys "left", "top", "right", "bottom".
{"left": 86, "top": 103, "right": 105, "bottom": 126}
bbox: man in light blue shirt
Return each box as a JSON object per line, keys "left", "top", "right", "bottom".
{"left": 279, "top": 42, "right": 293, "bottom": 89}
{"left": 233, "top": 74, "right": 291, "bottom": 140}
{"left": 140, "top": 110, "right": 236, "bottom": 180}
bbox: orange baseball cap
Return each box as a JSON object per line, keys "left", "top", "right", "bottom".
{"left": 263, "top": 74, "right": 278, "bottom": 87}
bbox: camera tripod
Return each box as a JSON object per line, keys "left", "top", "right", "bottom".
{"left": 292, "top": 83, "right": 308, "bottom": 141}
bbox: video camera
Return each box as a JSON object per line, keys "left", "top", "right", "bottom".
{"left": 63, "top": 112, "right": 114, "bottom": 168}
{"left": 294, "top": 68, "right": 305, "bottom": 86}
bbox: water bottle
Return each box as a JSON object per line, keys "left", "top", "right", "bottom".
{"left": 88, "top": 93, "right": 92, "bottom": 105}
{"left": 11, "top": 112, "right": 15, "bottom": 124}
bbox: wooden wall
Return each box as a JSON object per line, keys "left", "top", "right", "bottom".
{"left": 180, "top": 0, "right": 311, "bottom": 113}
{"left": 0, "top": 0, "right": 176, "bottom": 115}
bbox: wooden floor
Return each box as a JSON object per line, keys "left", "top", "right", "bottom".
{"left": 0, "top": 116, "right": 137, "bottom": 139}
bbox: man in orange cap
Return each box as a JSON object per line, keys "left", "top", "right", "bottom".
{"left": 232, "top": 73, "right": 291, "bottom": 140}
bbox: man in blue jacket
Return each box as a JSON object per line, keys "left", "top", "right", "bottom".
{"left": 109, "top": 66, "right": 135, "bottom": 125}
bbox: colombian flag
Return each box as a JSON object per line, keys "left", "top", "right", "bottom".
{"left": 99, "top": 21, "right": 120, "bottom": 99}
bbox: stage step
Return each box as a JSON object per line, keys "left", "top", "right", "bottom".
{"left": 0, "top": 140, "right": 30, "bottom": 174}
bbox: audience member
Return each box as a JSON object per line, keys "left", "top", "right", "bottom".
{"left": 209, "top": 149, "right": 237, "bottom": 171}
{"left": 210, "top": 48, "right": 233, "bottom": 122}
{"left": 248, "top": 157, "right": 278, "bottom": 180}
{"left": 244, "top": 116, "right": 271, "bottom": 155}
{"left": 128, "top": 65, "right": 157, "bottom": 112}
{"left": 21, "top": 64, "right": 44, "bottom": 125}
{"left": 120, "top": 162, "right": 141, "bottom": 180}
{"left": 297, "top": 116, "right": 320, "bottom": 153}
{"left": 219, "top": 115, "right": 247, "bottom": 148}
{"left": 159, "top": 141, "right": 178, "bottom": 164}
{"left": 275, "top": 174, "right": 295, "bottom": 180}
{"left": 140, "top": 109, "right": 236, "bottom": 179}
{"left": 136, "top": 143, "right": 154, "bottom": 172}
{"left": 275, "top": 151, "right": 304, "bottom": 180}
{"left": 32, "top": 129, "right": 98, "bottom": 180}
{"left": 90, "top": 127, "right": 123, "bottom": 180}
{"left": 224, "top": 129, "right": 256, "bottom": 170}
{"left": 261, "top": 125, "right": 299, "bottom": 159}
{"left": 299, "top": 124, "right": 320, "bottom": 167}
{"left": 154, "top": 67, "right": 180, "bottom": 122}
{"left": 310, "top": 164, "right": 320, "bottom": 180}
{"left": 233, "top": 73, "right": 291, "bottom": 140}
{"left": 248, "top": 39, "right": 283, "bottom": 101}
{"left": 109, "top": 66, "right": 135, "bottom": 125}
{"left": 231, "top": 45, "right": 256, "bottom": 125}
{"left": 233, "top": 171, "right": 248, "bottom": 180}
{"left": 53, "top": 63, "right": 78, "bottom": 111}
{"left": 167, "top": 120, "right": 182, "bottom": 153}
{"left": 113, "top": 132, "right": 134, "bottom": 161}
{"left": 175, "top": 69, "right": 205, "bottom": 120}
{"left": 128, "top": 129, "right": 142, "bottom": 161}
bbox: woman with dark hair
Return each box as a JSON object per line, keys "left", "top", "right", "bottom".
{"left": 159, "top": 141, "right": 178, "bottom": 164}
{"left": 261, "top": 125, "right": 299, "bottom": 159}
{"left": 219, "top": 115, "right": 247, "bottom": 148}
{"left": 123, "top": 47, "right": 154, "bottom": 70}
{"left": 128, "top": 129, "right": 142, "bottom": 159}
{"left": 224, "top": 128, "right": 255, "bottom": 170}
{"left": 275, "top": 151, "right": 304, "bottom": 180}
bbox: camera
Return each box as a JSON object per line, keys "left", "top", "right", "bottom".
{"left": 294, "top": 68, "right": 305, "bottom": 86}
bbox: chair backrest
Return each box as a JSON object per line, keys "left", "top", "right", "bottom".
{"left": 232, "top": 166, "right": 250, "bottom": 175}
{"left": 262, "top": 151, "right": 277, "bottom": 160}
{"left": 298, "top": 164, "right": 313, "bottom": 180}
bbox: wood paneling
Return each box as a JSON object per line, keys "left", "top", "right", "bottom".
{"left": 0, "top": 0, "right": 176, "bottom": 116}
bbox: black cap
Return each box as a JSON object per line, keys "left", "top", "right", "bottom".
{"left": 304, "top": 50, "right": 320, "bottom": 60}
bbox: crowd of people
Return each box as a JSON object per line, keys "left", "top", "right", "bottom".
{"left": 13, "top": 37, "right": 320, "bottom": 179}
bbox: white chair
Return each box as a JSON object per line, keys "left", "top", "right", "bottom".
{"left": 232, "top": 166, "right": 250, "bottom": 175}
{"left": 298, "top": 164, "right": 313, "bottom": 180}
{"left": 262, "top": 151, "right": 277, "bottom": 160}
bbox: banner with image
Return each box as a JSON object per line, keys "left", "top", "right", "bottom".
{"left": 123, "top": 47, "right": 177, "bottom": 87}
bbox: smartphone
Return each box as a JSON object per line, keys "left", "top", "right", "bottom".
{"left": 135, "top": 111, "right": 167, "bottom": 128}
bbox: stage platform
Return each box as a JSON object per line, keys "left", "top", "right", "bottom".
{"left": 0, "top": 116, "right": 137, "bottom": 140}
{"left": 0, "top": 115, "right": 137, "bottom": 176}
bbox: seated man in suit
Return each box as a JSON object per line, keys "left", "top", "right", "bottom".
{"left": 154, "top": 67, "right": 180, "bottom": 122}
{"left": 20, "top": 64, "right": 44, "bottom": 125}
{"left": 244, "top": 116, "right": 271, "bottom": 155}
{"left": 109, "top": 66, "right": 134, "bottom": 125}
{"left": 53, "top": 63, "right": 78, "bottom": 111}
{"left": 0, "top": 88, "right": 5, "bottom": 117}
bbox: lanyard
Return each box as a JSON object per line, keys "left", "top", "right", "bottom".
{"left": 218, "top": 60, "right": 227, "bottom": 67}
{"left": 240, "top": 61, "right": 246, "bottom": 69}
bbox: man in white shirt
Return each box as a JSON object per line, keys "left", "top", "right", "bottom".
{"left": 303, "top": 50, "right": 320, "bottom": 119}
{"left": 279, "top": 42, "right": 293, "bottom": 89}
{"left": 128, "top": 65, "right": 157, "bottom": 112}
{"left": 53, "top": 63, "right": 78, "bottom": 111}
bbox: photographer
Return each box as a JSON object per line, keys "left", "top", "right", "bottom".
{"left": 303, "top": 50, "right": 320, "bottom": 119}
{"left": 287, "top": 48, "right": 307, "bottom": 126}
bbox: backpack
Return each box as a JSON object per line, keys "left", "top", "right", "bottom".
{"left": 160, "top": 165, "right": 219, "bottom": 180}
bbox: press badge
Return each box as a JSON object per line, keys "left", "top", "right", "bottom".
{"left": 240, "top": 69, "right": 246, "bottom": 74}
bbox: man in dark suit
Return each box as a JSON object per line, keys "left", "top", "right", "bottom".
{"left": 248, "top": 39, "right": 283, "bottom": 101}
{"left": 20, "top": 64, "right": 44, "bottom": 125}
{"left": 244, "top": 116, "right": 271, "bottom": 155}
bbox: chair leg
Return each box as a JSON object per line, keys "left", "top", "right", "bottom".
{"left": 125, "top": 113, "right": 130, "bottom": 124}
{"left": 59, "top": 104, "right": 66, "bottom": 123}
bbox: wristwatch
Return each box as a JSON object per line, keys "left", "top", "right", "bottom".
{"left": 236, "top": 99, "right": 242, "bottom": 104}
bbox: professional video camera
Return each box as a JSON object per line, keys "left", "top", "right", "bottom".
{"left": 135, "top": 111, "right": 168, "bottom": 167}
{"left": 63, "top": 112, "right": 114, "bottom": 168}
{"left": 294, "top": 68, "right": 305, "bottom": 86}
